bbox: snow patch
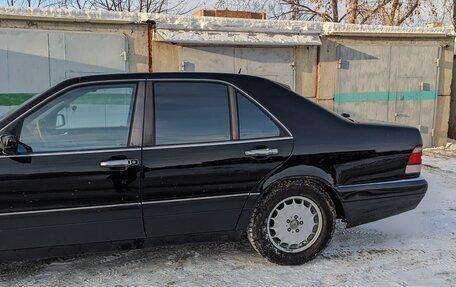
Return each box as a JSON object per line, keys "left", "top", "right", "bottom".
{"left": 156, "top": 29, "right": 321, "bottom": 45}
{"left": 0, "top": 6, "right": 453, "bottom": 37}
{"left": 0, "top": 6, "right": 146, "bottom": 23}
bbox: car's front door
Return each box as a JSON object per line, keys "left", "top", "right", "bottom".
{"left": 141, "top": 80, "right": 293, "bottom": 237}
{"left": 0, "top": 81, "right": 146, "bottom": 250}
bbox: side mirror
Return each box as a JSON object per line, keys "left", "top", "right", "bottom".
{"left": 0, "top": 134, "right": 18, "bottom": 155}
{"left": 56, "top": 114, "right": 66, "bottom": 128}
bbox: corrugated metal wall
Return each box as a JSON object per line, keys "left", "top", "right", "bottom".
{"left": 0, "top": 28, "right": 128, "bottom": 115}
{"left": 335, "top": 44, "right": 440, "bottom": 147}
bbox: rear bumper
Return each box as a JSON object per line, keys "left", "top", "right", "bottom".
{"left": 336, "top": 177, "right": 427, "bottom": 227}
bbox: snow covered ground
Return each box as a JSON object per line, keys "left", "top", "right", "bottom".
{"left": 0, "top": 148, "right": 455, "bottom": 287}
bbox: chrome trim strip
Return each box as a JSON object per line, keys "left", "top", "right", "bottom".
{"left": 0, "top": 202, "right": 140, "bottom": 217}
{"left": 142, "top": 193, "right": 252, "bottom": 205}
{"left": 0, "top": 136, "right": 294, "bottom": 157}
{"left": 143, "top": 137, "right": 293, "bottom": 150}
{"left": 0, "top": 193, "right": 262, "bottom": 216}
{"left": 148, "top": 78, "right": 294, "bottom": 138}
{"left": 0, "top": 147, "right": 142, "bottom": 158}
{"left": 337, "top": 176, "right": 426, "bottom": 189}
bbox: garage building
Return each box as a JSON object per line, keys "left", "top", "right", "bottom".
{"left": 0, "top": 7, "right": 454, "bottom": 147}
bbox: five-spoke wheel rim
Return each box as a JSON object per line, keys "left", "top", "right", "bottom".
{"left": 267, "top": 196, "right": 323, "bottom": 253}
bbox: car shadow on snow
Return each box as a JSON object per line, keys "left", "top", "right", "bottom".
{"left": 0, "top": 221, "right": 393, "bottom": 280}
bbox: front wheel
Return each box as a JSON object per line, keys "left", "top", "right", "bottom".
{"left": 248, "top": 180, "right": 336, "bottom": 265}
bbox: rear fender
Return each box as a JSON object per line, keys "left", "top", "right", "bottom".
{"left": 260, "top": 165, "right": 335, "bottom": 192}
{"left": 235, "top": 165, "right": 345, "bottom": 233}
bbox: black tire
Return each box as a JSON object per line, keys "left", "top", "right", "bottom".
{"left": 248, "top": 179, "right": 336, "bottom": 265}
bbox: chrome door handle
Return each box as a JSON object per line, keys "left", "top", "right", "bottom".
{"left": 245, "top": 148, "right": 279, "bottom": 157}
{"left": 100, "top": 159, "right": 139, "bottom": 168}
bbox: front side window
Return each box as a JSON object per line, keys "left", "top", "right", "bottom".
{"left": 237, "top": 92, "right": 281, "bottom": 139}
{"left": 19, "top": 84, "right": 136, "bottom": 153}
{"left": 154, "top": 82, "right": 230, "bottom": 145}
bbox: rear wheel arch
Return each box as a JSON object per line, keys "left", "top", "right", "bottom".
{"left": 259, "top": 176, "right": 346, "bottom": 220}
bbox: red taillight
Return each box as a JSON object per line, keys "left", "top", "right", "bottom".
{"left": 405, "top": 145, "right": 423, "bottom": 175}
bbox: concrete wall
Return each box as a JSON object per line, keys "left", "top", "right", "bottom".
{"left": 0, "top": 19, "right": 149, "bottom": 73}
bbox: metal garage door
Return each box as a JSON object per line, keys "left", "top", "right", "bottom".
{"left": 390, "top": 46, "right": 439, "bottom": 148}
{"left": 0, "top": 28, "right": 128, "bottom": 115}
{"left": 335, "top": 44, "right": 440, "bottom": 147}
{"left": 335, "top": 45, "right": 391, "bottom": 122}
{"left": 182, "top": 46, "right": 295, "bottom": 89}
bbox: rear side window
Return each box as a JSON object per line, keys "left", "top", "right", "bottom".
{"left": 154, "top": 82, "right": 230, "bottom": 145}
{"left": 237, "top": 92, "right": 280, "bottom": 139}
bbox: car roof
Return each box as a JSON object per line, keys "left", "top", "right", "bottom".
{"left": 62, "top": 72, "right": 259, "bottom": 84}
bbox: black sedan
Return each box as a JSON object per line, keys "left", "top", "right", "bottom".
{"left": 0, "top": 73, "right": 427, "bottom": 265}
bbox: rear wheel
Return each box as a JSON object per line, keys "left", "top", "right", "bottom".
{"left": 248, "top": 180, "right": 336, "bottom": 265}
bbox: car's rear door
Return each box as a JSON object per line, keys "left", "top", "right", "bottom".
{"left": 141, "top": 80, "right": 293, "bottom": 237}
{"left": 0, "top": 80, "right": 146, "bottom": 250}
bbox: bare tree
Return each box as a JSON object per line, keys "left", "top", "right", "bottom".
{"left": 91, "top": 0, "right": 197, "bottom": 13}
{"left": 6, "top": 0, "right": 18, "bottom": 6}
{"left": 213, "top": 0, "right": 438, "bottom": 26}
{"left": 6, "top": 0, "right": 48, "bottom": 7}
{"left": 380, "top": 0, "right": 420, "bottom": 25}
{"left": 4, "top": 0, "right": 196, "bottom": 14}
{"left": 444, "top": 0, "right": 456, "bottom": 28}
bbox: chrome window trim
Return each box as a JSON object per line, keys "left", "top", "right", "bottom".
{"left": 337, "top": 176, "right": 426, "bottom": 188}
{"left": 142, "top": 192, "right": 260, "bottom": 205}
{"left": 142, "top": 136, "right": 293, "bottom": 151}
{"left": 0, "top": 137, "right": 294, "bottom": 158}
{"left": 0, "top": 147, "right": 142, "bottom": 158}
{"left": 148, "top": 78, "right": 294, "bottom": 138}
{"left": 0, "top": 202, "right": 140, "bottom": 217}
{"left": 0, "top": 77, "right": 294, "bottom": 156}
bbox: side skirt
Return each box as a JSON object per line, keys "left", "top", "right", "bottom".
{"left": 0, "top": 231, "right": 241, "bottom": 262}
